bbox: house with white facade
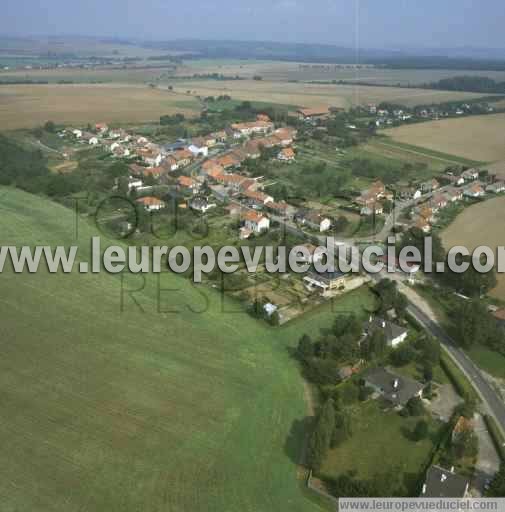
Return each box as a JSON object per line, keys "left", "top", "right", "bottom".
{"left": 244, "top": 211, "right": 270, "bottom": 234}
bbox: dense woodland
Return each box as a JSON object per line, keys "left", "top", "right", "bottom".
{"left": 428, "top": 76, "right": 505, "bottom": 94}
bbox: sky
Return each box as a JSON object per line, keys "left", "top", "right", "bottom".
{"left": 2, "top": 0, "right": 505, "bottom": 51}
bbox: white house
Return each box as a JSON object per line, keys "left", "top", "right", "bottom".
{"left": 277, "top": 147, "right": 296, "bottom": 162}
{"left": 305, "top": 213, "right": 331, "bottom": 232}
{"left": 112, "top": 146, "right": 130, "bottom": 158}
{"left": 188, "top": 143, "right": 209, "bottom": 158}
{"left": 189, "top": 197, "right": 216, "bottom": 213}
{"left": 231, "top": 120, "right": 274, "bottom": 137}
{"left": 244, "top": 211, "right": 270, "bottom": 233}
{"left": 487, "top": 181, "right": 505, "bottom": 193}
{"left": 461, "top": 168, "right": 480, "bottom": 181}
{"left": 89, "top": 137, "right": 99, "bottom": 145}
{"left": 72, "top": 129, "right": 82, "bottom": 138}
{"left": 135, "top": 196, "right": 166, "bottom": 212}
{"left": 464, "top": 183, "right": 485, "bottom": 198}
{"left": 128, "top": 177, "right": 143, "bottom": 191}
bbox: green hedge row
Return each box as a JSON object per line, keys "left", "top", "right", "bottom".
{"left": 439, "top": 351, "right": 479, "bottom": 403}
{"left": 484, "top": 414, "right": 505, "bottom": 462}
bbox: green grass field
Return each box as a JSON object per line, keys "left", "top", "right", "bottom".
{"left": 319, "top": 400, "right": 441, "bottom": 495}
{"left": 466, "top": 345, "right": 505, "bottom": 380}
{"left": 0, "top": 187, "right": 376, "bottom": 511}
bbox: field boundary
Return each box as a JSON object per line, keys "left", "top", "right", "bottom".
{"left": 375, "top": 139, "right": 484, "bottom": 167}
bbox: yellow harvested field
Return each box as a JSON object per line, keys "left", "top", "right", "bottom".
{"left": 176, "top": 59, "right": 505, "bottom": 85}
{"left": 441, "top": 196, "right": 505, "bottom": 300}
{"left": 0, "top": 84, "right": 200, "bottom": 129}
{"left": 386, "top": 114, "right": 505, "bottom": 163}
{"left": 172, "top": 79, "right": 483, "bottom": 110}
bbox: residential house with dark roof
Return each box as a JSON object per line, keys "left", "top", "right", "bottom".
{"left": 188, "top": 196, "right": 216, "bottom": 213}
{"left": 362, "top": 367, "right": 423, "bottom": 407}
{"left": 362, "top": 316, "right": 408, "bottom": 348}
{"left": 303, "top": 270, "right": 348, "bottom": 294}
{"left": 421, "top": 466, "right": 469, "bottom": 498}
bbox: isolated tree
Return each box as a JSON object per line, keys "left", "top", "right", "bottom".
{"left": 307, "top": 399, "right": 335, "bottom": 471}
{"left": 333, "top": 314, "right": 362, "bottom": 339}
{"left": 269, "top": 310, "right": 280, "bottom": 326}
{"left": 487, "top": 464, "right": 505, "bottom": 497}
{"left": 453, "top": 431, "right": 478, "bottom": 459}
{"left": 297, "top": 334, "right": 313, "bottom": 361}
{"left": 456, "top": 399, "right": 477, "bottom": 419}
{"left": 418, "top": 336, "right": 441, "bottom": 366}
{"left": 413, "top": 420, "right": 429, "bottom": 441}
{"left": 423, "top": 363, "right": 434, "bottom": 382}
{"left": 43, "top": 120, "right": 56, "bottom": 133}
{"left": 390, "top": 343, "right": 416, "bottom": 367}
{"left": 361, "top": 329, "right": 387, "bottom": 361}
{"left": 331, "top": 408, "right": 352, "bottom": 447}
{"left": 406, "top": 396, "right": 424, "bottom": 417}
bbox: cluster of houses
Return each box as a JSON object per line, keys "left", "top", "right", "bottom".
{"left": 369, "top": 104, "right": 413, "bottom": 126}
{"left": 354, "top": 164, "right": 504, "bottom": 227}
{"left": 369, "top": 101, "right": 495, "bottom": 128}
{"left": 75, "top": 114, "right": 326, "bottom": 238}
{"left": 411, "top": 170, "right": 505, "bottom": 233}
{"left": 64, "top": 115, "right": 302, "bottom": 216}
{"left": 355, "top": 180, "right": 393, "bottom": 216}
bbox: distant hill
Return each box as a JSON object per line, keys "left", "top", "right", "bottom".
{"left": 141, "top": 39, "right": 505, "bottom": 70}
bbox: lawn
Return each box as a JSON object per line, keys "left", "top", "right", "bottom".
{"left": 466, "top": 345, "right": 505, "bottom": 380}
{"left": 319, "top": 400, "right": 441, "bottom": 494}
{"left": 0, "top": 187, "right": 376, "bottom": 511}
{"left": 394, "top": 360, "right": 449, "bottom": 386}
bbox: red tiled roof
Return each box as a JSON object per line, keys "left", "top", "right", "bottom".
{"left": 178, "top": 176, "right": 195, "bottom": 188}
{"left": 143, "top": 166, "right": 165, "bottom": 178}
{"left": 215, "top": 173, "right": 245, "bottom": 185}
{"left": 244, "top": 189, "right": 269, "bottom": 202}
{"left": 136, "top": 196, "right": 164, "bottom": 206}
{"left": 280, "top": 147, "right": 295, "bottom": 158}
{"left": 453, "top": 416, "right": 474, "bottom": 434}
{"left": 217, "top": 153, "right": 242, "bottom": 169}
{"left": 244, "top": 211, "right": 266, "bottom": 223}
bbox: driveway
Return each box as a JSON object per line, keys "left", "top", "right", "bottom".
{"left": 427, "top": 384, "right": 463, "bottom": 422}
{"left": 472, "top": 413, "right": 501, "bottom": 496}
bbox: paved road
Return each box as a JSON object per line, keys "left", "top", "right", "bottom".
{"left": 406, "top": 299, "right": 505, "bottom": 437}
{"left": 205, "top": 148, "right": 505, "bottom": 438}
